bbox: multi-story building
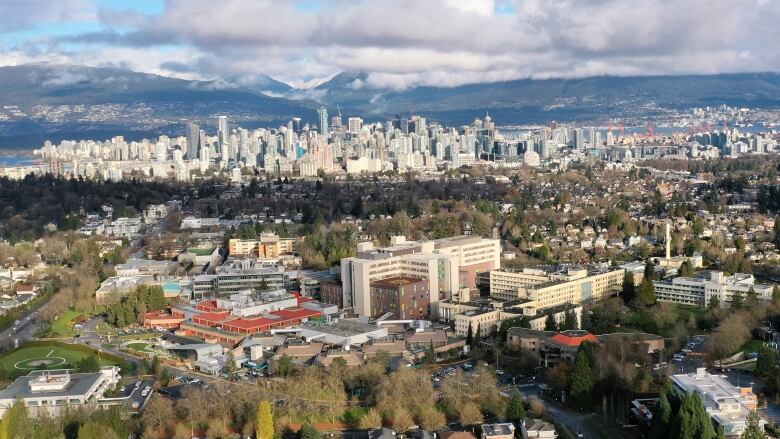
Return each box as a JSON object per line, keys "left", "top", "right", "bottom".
{"left": 369, "top": 276, "right": 431, "bottom": 319}
{"left": 228, "top": 235, "right": 297, "bottom": 259}
{"left": 489, "top": 266, "right": 623, "bottom": 309}
{"left": 341, "top": 235, "right": 500, "bottom": 318}
{"left": 191, "top": 260, "right": 290, "bottom": 298}
{"left": 0, "top": 367, "right": 121, "bottom": 417}
{"left": 654, "top": 271, "right": 774, "bottom": 307}
{"left": 672, "top": 368, "right": 765, "bottom": 438}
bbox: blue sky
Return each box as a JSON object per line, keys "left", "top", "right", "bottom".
{"left": 0, "top": 0, "right": 777, "bottom": 90}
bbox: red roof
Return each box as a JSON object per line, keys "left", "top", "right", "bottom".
{"left": 192, "top": 310, "right": 231, "bottom": 326}
{"left": 296, "top": 296, "right": 314, "bottom": 305}
{"left": 272, "top": 307, "right": 321, "bottom": 320}
{"left": 195, "top": 300, "right": 219, "bottom": 311}
{"left": 549, "top": 331, "right": 598, "bottom": 347}
{"left": 220, "top": 317, "right": 275, "bottom": 331}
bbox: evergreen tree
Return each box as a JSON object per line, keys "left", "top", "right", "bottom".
{"left": 424, "top": 341, "right": 436, "bottom": 364}
{"left": 652, "top": 390, "right": 673, "bottom": 439}
{"left": 622, "top": 271, "right": 636, "bottom": 304}
{"left": 569, "top": 348, "right": 594, "bottom": 409}
{"left": 563, "top": 309, "right": 578, "bottom": 331}
{"left": 679, "top": 260, "right": 694, "bottom": 277}
{"left": 544, "top": 314, "right": 558, "bottom": 331}
{"left": 731, "top": 290, "right": 744, "bottom": 309}
{"left": 740, "top": 411, "right": 767, "bottom": 439}
{"left": 671, "top": 393, "right": 716, "bottom": 439}
{"left": 639, "top": 279, "right": 657, "bottom": 306}
{"left": 644, "top": 260, "right": 655, "bottom": 281}
{"left": 755, "top": 345, "right": 778, "bottom": 379}
{"left": 506, "top": 389, "right": 526, "bottom": 424}
{"left": 746, "top": 287, "right": 759, "bottom": 308}
{"left": 256, "top": 400, "right": 274, "bottom": 439}
{"left": 474, "top": 324, "right": 481, "bottom": 345}
{"left": 466, "top": 322, "right": 473, "bottom": 347}
{"left": 707, "top": 295, "right": 720, "bottom": 311}
{"left": 298, "top": 423, "right": 323, "bottom": 439}
{"left": 78, "top": 421, "right": 120, "bottom": 439}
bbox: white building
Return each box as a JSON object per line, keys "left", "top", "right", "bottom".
{"left": 341, "top": 236, "right": 500, "bottom": 318}
{"left": 654, "top": 271, "right": 774, "bottom": 307}
{"left": 672, "top": 368, "right": 765, "bottom": 438}
{"left": 0, "top": 367, "right": 121, "bottom": 417}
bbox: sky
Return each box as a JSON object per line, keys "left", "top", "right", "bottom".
{"left": 1, "top": 0, "right": 779, "bottom": 90}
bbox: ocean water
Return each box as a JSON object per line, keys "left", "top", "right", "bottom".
{"left": 0, "top": 156, "right": 35, "bottom": 167}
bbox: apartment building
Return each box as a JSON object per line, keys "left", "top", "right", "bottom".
{"left": 341, "top": 235, "right": 500, "bottom": 318}
{"left": 228, "top": 234, "right": 297, "bottom": 258}
{"left": 672, "top": 368, "right": 765, "bottom": 438}
{"left": 654, "top": 271, "right": 774, "bottom": 307}
{"left": 489, "top": 266, "right": 624, "bottom": 308}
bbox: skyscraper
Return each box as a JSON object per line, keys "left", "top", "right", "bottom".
{"left": 186, "top": 122, "right": 199, "bottom": 159}
{"left": 217, "top": 116, "right": 229, "bottom": 147}
{"left": 318, "top": 107, "right": 329, "bottom": 140}
{"left": 573, "top": 128, "right": 584, "bottom": 150}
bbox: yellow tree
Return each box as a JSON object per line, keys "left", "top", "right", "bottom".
{"left": 256, "top": 400, "right": 274, "bottom": 439}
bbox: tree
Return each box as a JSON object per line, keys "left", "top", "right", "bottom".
{"left": 276, "top": 355, "right": 294, "bottom": 377}
{"left": 390, "top": 407, "right": 414, "bottom": 431}
{"left": 741, "top": 410, "right": 767, "bottom": 439}
{"left": 0, "top": 398, "right": 29, "bottom": 439}
{"left": 679, "top": 260, "right": 694, "bottom": 277}
{"left": 707, "top": 295, "right": 720, "bottom": 311}
{"left": 256, "top": 400, "right": 274, "bottom": 439}
{"left": 544, "top": 314, "right": 558, "bottom": 331}
{"left": 671, "top": 392, "right": 716, "bottom": 439}
{"left": 140, "top": 394, "right": 174, "bottom": 437}
{"left": 458, "top": 401, "right": 484, "bottom": 426}
{"left": 563, "top": 309, "right": 578, "bottom": 331}
{"left": 506, "top": 389, "right": 526, "bottom": 424}
{"left": 652, "top": 390, "right": 673, "bottom": 439}
{"left": 78, "top": 421, "right": 120, "bottom": 439}
{"left": 570, "top": 348, "right": 594, "bottom": 409}
{"left": 358, "top": 408, "right": 383, "bottom": 430}
{"left": 746, "top": 287, "right": 759, "bottom": 308}
{"left": 466, "top": 322, "right": 473, "bottom": 347}
{"left": 474, "top": 324, "right": 481, "bottom": 344}
{"left": 731, "top": 290, "right": 744, "bottom": 310}
{"left": 638, "top": 279, "right": 656, "bottom": 306}
{"left": 622, "top": 271, "right": 636, "bottom": 304}
{"left": 77, "top": 355, "right": 100, "bottom": 373}
{"left": 417, "top": 405, "right": 446, "bottom": 431}
{"left": 644, "top": 260, "right": 656, "bottom": 281}
{"left": 755, "top": 345, "right": 778, "bottom": 379}
{"left": 423, "top": 341, "right": 436, "bottom": 364}
{"left": 299, "top": 423, "right": 323, "bottom": 439}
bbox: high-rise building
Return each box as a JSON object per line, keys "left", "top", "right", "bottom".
{"left": 185, "top": 122, "right": 199, "bottom": 160}
{"left": 291, "top": 117, "right": 302, "bottom": 133}
{"left": 573, "top": 128, "right": 584, "bottom": 150}
{"left": 348, "top": 117, "right": 363, "bottom": 133}
{"left": 217, "top": 116, "right": 229, "bottom": 147}
{"left": 317, "top": 107, "right": 329, "bottom": 140}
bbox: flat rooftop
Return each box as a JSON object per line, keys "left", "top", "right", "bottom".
{"left": 0, "top": 371, "right": 102, "bottom": 400}
{"left": 301, "top": 319, "right": 382, "bottom": 337}
{"left": 371, "top": 276, "right": 425, "bottom": 287}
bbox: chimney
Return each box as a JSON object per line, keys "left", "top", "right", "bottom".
{"left": 665, "top": 223, "right": 671, "bottom": 261}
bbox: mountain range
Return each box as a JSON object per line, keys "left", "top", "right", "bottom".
{"left": 1, "top": 64, "right": 780, "bottom": 149}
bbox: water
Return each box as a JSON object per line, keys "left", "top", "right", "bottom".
{"left": 0, "top": 156, "right": 36, "bottom": 167}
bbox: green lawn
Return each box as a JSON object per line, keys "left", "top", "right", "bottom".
{"left": 0, "top": 342, "right": 124, "bottom": 379}
{"left": 740, "top": 339, "right": 765, "bottom": 355}
{"left": 126, "top": 342, "right": 152, "bottom": 353}
{"left": 49, "top": 309, "right": 88, "bottom": 337}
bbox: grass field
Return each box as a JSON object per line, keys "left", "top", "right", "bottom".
{"left": 740, "top": 339, "right": 765, "bottom": 355}
{"left": 0, "top": 342, "right": 124, "bottom": 379}
{"left": 126, "top": 342, "right": 152, "bottom": 353}
{"left": 49, "top": 309, "right": 88, "bottom": 337}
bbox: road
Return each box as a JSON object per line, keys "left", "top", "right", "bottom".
{"left": 0, "top": 304, "right": 46, "bottom": 348}
{"left": 541, "top": 396, "right": 603, "bottom": 439}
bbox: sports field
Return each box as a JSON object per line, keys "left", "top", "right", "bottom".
{"left": 0, "top": 342, "right": 121, "bottom": 379}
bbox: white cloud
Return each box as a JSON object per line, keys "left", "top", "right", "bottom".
{"left": 4, "top": 0, "right": 780, "bottom": 90}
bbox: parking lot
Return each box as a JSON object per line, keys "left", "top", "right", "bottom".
{"left": 671, "top": 335, "right": 707, "bottom": 373}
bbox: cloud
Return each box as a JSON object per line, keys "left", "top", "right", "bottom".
{"left": 3, "top": 0, "right": 780, "bottom": 90}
